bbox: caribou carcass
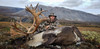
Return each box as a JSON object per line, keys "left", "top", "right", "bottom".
{"left": 9, "top": 3, "right": 83, "bottom": 48}
{"left": 26, "top": 26, "right": 83, "bottom": 47}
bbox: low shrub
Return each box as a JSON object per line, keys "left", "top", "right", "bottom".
{"left": 81, "top": 31, "right": 100, "bottom": 44}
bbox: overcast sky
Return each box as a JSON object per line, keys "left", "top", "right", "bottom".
{"left": 0, "top": 0, "right": 100, "bottom": 15}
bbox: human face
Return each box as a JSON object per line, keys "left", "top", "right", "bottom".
{"left": 50, "top": 16, "right": 55, "bottom": 21}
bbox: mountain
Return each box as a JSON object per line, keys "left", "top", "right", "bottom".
{"left": 12, "top": 5, "right": 100, "bottom": 23}
{"left": 0, "top": 6, "right": 23, "bottom": 22}
{"left": 0, "top": 6, "right": 23, "bottom": 16}
{"left": 97, "top": 14, "right": 100, "bottom": 16}
{"left": 0, "top": 5, "right": 100, "bottom": 23}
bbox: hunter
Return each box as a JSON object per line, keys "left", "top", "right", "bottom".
{"left": 35, "top": 13, "right": 59, "bottom": 34}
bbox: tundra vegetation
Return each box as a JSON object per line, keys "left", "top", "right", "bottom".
{"left": 0, "top": 22, "right": 100, "bottom": 49}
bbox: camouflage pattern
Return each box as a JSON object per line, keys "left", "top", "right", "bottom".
{"left": 36, "top": 19, "right": 59, "bottom": 33}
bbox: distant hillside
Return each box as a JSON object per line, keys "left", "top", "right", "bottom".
{"left": 0, "top": 5, "right": 100, "bottom": 23}
{"left": 0, "top": 15, "right": 15, "bottom": 22}
{"left": 12, "top": 5, "right": 100, "bottom": 23}
{"left": 0, "top": 6, "right": 23, "bottom": 15}
{"left": 97, "top": 14, "right": 100, "bottom": 16}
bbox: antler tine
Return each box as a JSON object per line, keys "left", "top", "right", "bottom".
{"left": 25, "top": 6, "right": 30, "bottom": 12}
{"left": 37, "top": 5, "right": 40, "bottom": 12}
{"left": 40, "top": 8, "right": 47, "bottom": 18}
{"left": 27, "top": 18, "right": 36, "bottom": 33}
{"left": 26, "top": 5, "right": 36, "bottom": 13}
{"left": 37, "top": 8, "right": 46, "bottom": 15}
{"left": 11, "top": 22, "right": 27, "bottom": 34}
{"left": 25, "top": 5, "right": 33, "bottom": 13}
{"left": 37, "top": 10, "right": 46, "bottom": 16}
{"left": 30, "top": 4, "right": 32, "bottom": 7}
{"left": 41, "top": 13, "right": 47, "bottom": 18}
{"left": 30, "top": 4, "right": 35, "bottom": 10}
{"left": 35, "top": 3, "right": 39, "bottom": 10}
{"left": 18, "top": 17, "right": 28, "bottom": 30}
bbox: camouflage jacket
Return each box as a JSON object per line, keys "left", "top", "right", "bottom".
{"left": 36, "top": 19, "right": 59, "bottom": 33}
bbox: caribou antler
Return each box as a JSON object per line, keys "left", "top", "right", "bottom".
{"left": 10, "top": 3, "right": 49, "bottom": 36}
{"left": 25, "top": 3, "right": 49, "bottom": 33}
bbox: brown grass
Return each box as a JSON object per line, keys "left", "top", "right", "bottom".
{"left": 0, "top": 22, "right": 11, "bottom": 27}
{"left": 78, "top": 27, "right": 100, "bottom": 33}
{"left": 0, "top": 22, "right": 100, "bottom": 33}
{"left": 0, "top": 22, "right": 32, "bottom": 27}
{"left": 0, "top": 22, "right": 32, "bottom": 33}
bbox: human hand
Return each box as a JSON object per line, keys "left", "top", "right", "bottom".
{"left": 45, "top": 25, "right": 50, "bottom": 29}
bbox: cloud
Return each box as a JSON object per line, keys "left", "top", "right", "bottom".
{"left": 28, "top": 0, "right": 65, "bottom": 6}
{"left": 86, "top": 0, "right": 100, "bottom": 9}
{"left": 60, "top": 0, "right": 84, "bottom": 7}
{"left": 0, "top": 0, "right": 100, "bottom": 9}
{"left": 0, "top": 0, "right": 26, "bottom": 8}
{"left": 0, "top": 0, "right": 66, "bottom": 8}
{"left": 60, "top": 0, "right": 100, "bottom": 9}
{"left": 0, "top": 0, "right": 100, "bottom": 14}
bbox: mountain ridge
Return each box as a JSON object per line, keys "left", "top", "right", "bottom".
{"left": 0, "top": 6, "right": 23, "bottom": 16}
{"left": 0, "top": 5, "right": 100, "bottom": 23}
{"left": 12, "top": 5, "right": 100, "bottom": 23}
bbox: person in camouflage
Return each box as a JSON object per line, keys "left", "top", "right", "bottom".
{"left": 35, "top": 13, "right": 59, "bottom": 33}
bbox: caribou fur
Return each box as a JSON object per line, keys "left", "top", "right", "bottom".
{"left": 26, "top": 26, "right": 83, "bottom": 47}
